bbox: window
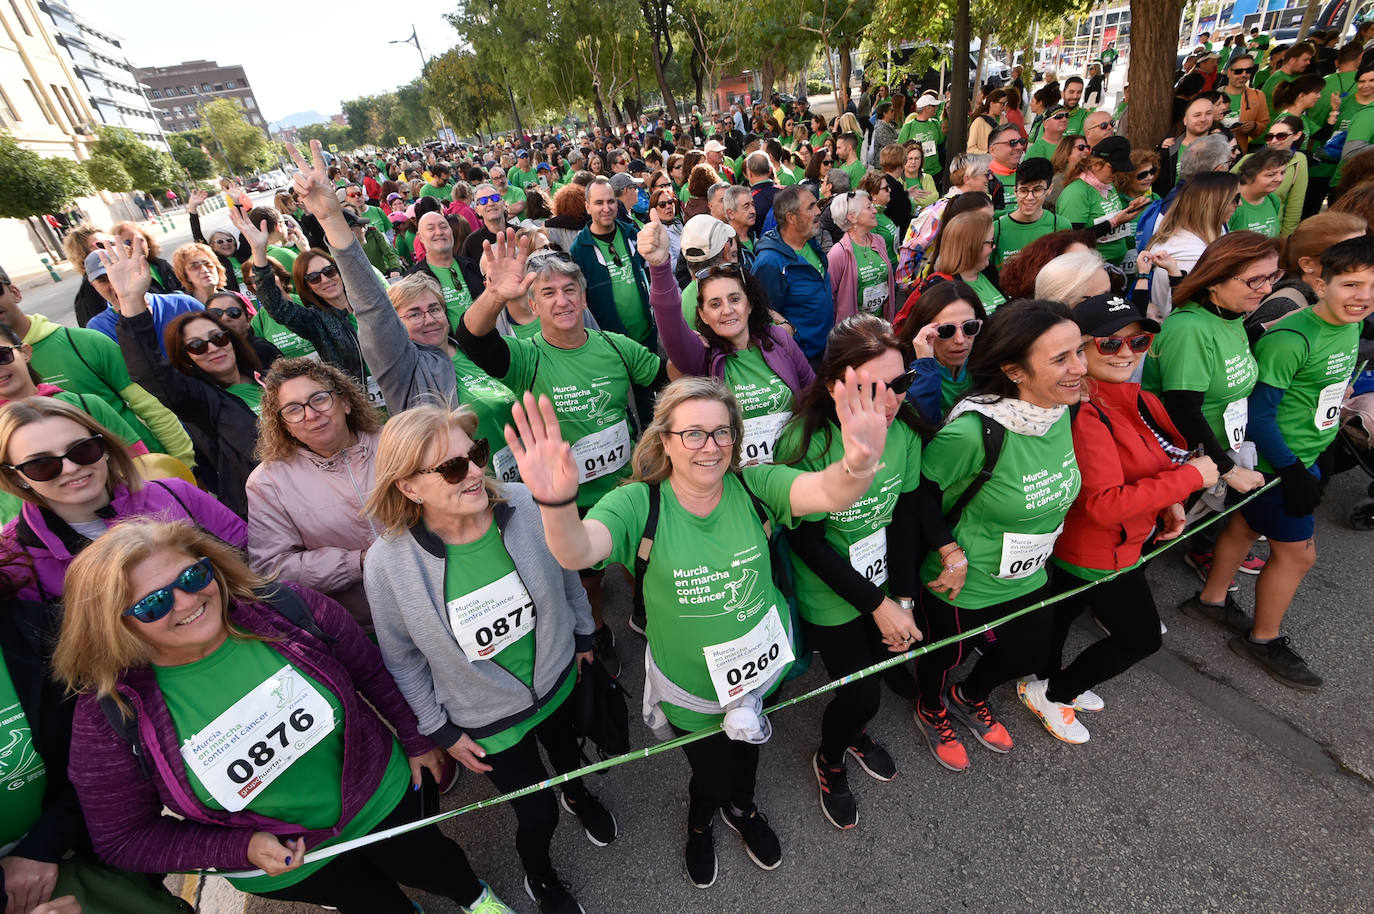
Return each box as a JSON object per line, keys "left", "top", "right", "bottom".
{"left": 9, "top": 0, "right": 32, "bottom": 36}
{"left": 226, "top": 80, "right": 236, "bottom": 89}
{"left": 175, "top": 85, "right": 186, "bottom": 95}
{"left": 151, "top": 89, "right": 162, "bottom": 98}
{"left": 0, "top": 86, "right": 17, "bottom": 124}
{"left": 201, "top": 83, "right": 210, "bottom": 92}
{"left": 50, "top": 83, "right": 74, "bottom": 127}
{"left": 213, "top": 83, "right": 223, "bottom": 91}
{"left": 23, "top": 80, "right": 54, "bottom": 124}
{"left": 61, "top": 86, "right": 80, "bottom": 124}
{"left": 245, "top": 97, "right": 256, "bottom": 109}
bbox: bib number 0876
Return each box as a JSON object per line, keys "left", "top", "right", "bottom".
{"left": 725, "top": 642, "right": 781, "bottom": 687}
{"left": 226, "top": 707, "right": 314, "bottom": 785}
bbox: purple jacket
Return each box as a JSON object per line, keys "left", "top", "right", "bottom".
{"left": 648, "top": 260, "right": 815, "bottom": 391}
{"left": 68, "top": 584, "right": 432, "bottom": 874}
{"left": 2, "top": 478, "right": 247, "bottom": 602}
{"left": 827, "top": 232, "right": 896, "bottom": 324}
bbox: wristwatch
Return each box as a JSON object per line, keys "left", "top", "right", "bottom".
{"left": 896, "top": 597, "right": 916, "bottom": 611}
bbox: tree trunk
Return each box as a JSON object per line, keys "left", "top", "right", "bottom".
{"left": 1127, "top": 0, "right": 1185, "bottom": 152}
{"left": 592, "top": 79, "right": 611, "bottom": 133}
{"left": 1296, "top": 0, "right": 1321, "bottom": 39}
{"left": 839, "top": 40, "right": 853, "bottom": 104}
{"left": 650, "top": 38, "right": 681, "bottom": 125}
{"left": 975, "top": 33, "right": 988, "bottom": 91}
{"left": 691, "top": 48, "right": 706, "bottom": 113}
{"left": 760, "top": 58, "right": 777, "bottom": 105}
{"left": 949, "top": 0, "right": 972, "bottom": 157}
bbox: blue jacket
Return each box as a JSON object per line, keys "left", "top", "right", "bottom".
{"left": 569, "top": 218, "right": 658, "bottom": 351}
{"left": 87, "top": 292, "right": 202, "bottom": 356}
{"left": 753, "top": 230, "right": 834, "bottom": 360}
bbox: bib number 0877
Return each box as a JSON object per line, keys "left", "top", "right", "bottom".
{"left": 226, "top": 707, "right": 314, "bottom": 785}
{"left": 474, "top": 603, "right": 536, "bottom": 647}
{"left": 725, "top": 642, "right": 781, "bottom": 687}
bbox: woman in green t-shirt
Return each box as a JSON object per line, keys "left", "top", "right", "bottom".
{"left": 912, "top": 300, "right": 1086, "bottom": 774}
{"left": 932, "top": 209, "right": 1008, "bottom": 313}
{"left": 56, "top": 521, "right": 512, "bottom": 914}
{"left": 362, "top": 406, "right": 610, "bottom": 913}
{"left": 507, "top": 374, "right": 891, "bottom": 889}
{"left": 776, "top": 316, "right": 929, "bottom": 831}
{"left": 895, "top": 279, "right": 988, "bottom": 423}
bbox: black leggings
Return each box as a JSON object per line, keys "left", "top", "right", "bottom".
{"left": 672, "top": 725, "right": 761, "bottom": 829}
{"left": 809, "top": 614, "right": 883, "bottom": 763}
{"left": 482, "top": 690, "right": 587, "bottom": 880}
{"left": 1041, "top": 564, "right": 1163, "bottom": 704}
{"left": 256, "top": 781, "right": 483, "bottom": 913}
{"left": 915, "top": 585, "right": 1052, "bottom": 712}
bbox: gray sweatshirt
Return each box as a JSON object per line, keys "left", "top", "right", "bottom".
{"left": 365, "top": 482, "right": 595, "bottom": 748}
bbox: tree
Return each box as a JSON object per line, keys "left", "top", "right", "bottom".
{"left": 169, "top": 133, "right": 215, "bottom": 180}
{"left": 82, "top": 154, "right": 133, "bottom": 192}
{"left": 1126, "top": 0, "right": 1184, "bottom": 152}
{"left": 737, "top": 0, "right": 817, "bottom": 101}
{"left": 799, "top": 0, "right": 874, "bottom": 111}
{"left": 294, "top": 122, "right": 354, "bottom": 151}
{"left": 680, "top": 0, "right": 745, "bottom": 111}
{"left": 425, "top": 48, "right": 508, "bottom": 141}
{"left": 638, "top": 0, "right": 680, "bottom": 124}
{"left": 0, "top": 134, "right": 91, "bottom": 219}
{"left": 90, "top": 127, "right": 178, "bottom": 192}
{"left": 201, "top": 99, "right": 271, "bottom": 173}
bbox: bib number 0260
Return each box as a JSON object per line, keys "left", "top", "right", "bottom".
{"left": 725, "top": 642, "right": 781, "bottom": 687}
{"left": 226, "top": 708, "right": 314, "bottom": 785}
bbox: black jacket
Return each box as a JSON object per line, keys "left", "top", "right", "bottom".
{"left": 73, "top": 275, "right": 107, "bottom": 328}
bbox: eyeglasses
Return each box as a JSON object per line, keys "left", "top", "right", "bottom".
{"left": 995, "top": 137, "right": 1029, "bottom": 148}
{"left": 934, "top": 319, "right": 983, "bottom": 340}
{"left": 1233, "top": 269, "right": 1285, "bottom": 291}
{"left": 183, "top": 329, "right": 234, "bottom": 356}
{"left": 0, "top": 344, "right": 21, "bottom": 365}
{"left": 1014, "top": 185, "right": 1048, "bottom": 196}
{"left": 211, "top": 236, "right": 236, "bottom": 245}
{"left": 1135, "top": 167, "right": 1158, "bottom": 180}
{"left": 1092, "top": 333, "right": 1154, "bottom": 355}
{"left": 418, "top": 438, "right": 491, "bottom": 483}
{"left": 399, "top": 302, "right": 447, "bottom": 322}
{"left": 982, "top": 239, "right": 997, "bottom": 248}
{"left": 5, "top": 434, "right": 107, "bottom": 482}
{"left": 476, "top": 194, "right": 502, "bottom": 206}
{"left": 123, "top": 557, "right": 216, "bottom": 624}
{"left": 1265, "top": 132, "right": 1295, "bottom": 142}
{"left": 666, "top": 426, "right": 737, "bottom": 449}
{"left": 207, "top": 305, "right": 245, "bottom": 321}
{"left": 1074, "top": 144, "right": 1091, "bottom": 152}
{"left": 278, "top": 389, "right": 338, "bottom": 423}
{"left": 188, "top": 260, "right": 217, "bottom": 271}
{"left": 1088, "top": 120, "right": 1116, "bottom": 131}
{"left": 304, "top": 264, "right": 340, "bottom": 285}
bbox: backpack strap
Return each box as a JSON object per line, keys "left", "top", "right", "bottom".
{"left": 98, "top": 694, "right": 151, "bottom": 780}
{"left": 736, "top": 472, "right": 773, "bottom": 540}
{"left": 62, "top": 328, "right": 125, "bottom": 402}
{"left": 632, "top": 483, "right": 661, "bottom": 613}
{"left": 152, "top": 479, "right": 192, "bottom": 518}
{"left": 944, "top": 413, "right": 1005, "bottom": 525}
{"left": 256, "top": 583, "right": 336, "bottom": 645}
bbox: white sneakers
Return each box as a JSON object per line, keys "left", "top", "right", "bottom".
{"left": 1070, "top": 687, "right": 1105, "bottom": 712}
{"left": 1017, "top": 677, "right": 1090, "bottom": 744}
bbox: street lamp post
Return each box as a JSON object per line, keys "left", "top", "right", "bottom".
{"left": 391, "top": 26, "right": 451, "bottom": 143}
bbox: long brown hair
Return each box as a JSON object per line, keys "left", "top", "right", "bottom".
{"left": 0, "top": 396, "right": 141, "bottom": 506}
{"left": 291, "top": 248, "right": 345, "bottom": 311}
{"left": 1172, "top": 231, "right": 1283, "bottom": 309}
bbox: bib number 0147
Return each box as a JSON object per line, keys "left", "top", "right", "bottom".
{"left": 584, "top": 444, "right": 626, "bottom": 476}
{"left": 226, "top": 708, "right": 314, "bottom": 785}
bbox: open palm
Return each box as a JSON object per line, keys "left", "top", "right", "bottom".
{"left": 834, "top": 366, "right": 889, "bottom": 472}
{"left": 505, "top": 392, "right": 580, "bottom": 505}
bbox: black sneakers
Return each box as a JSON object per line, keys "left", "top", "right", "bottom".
{"left": 813, "top": 751, "right": 857, "bottom": 830}
{"left": 685, "top": 822, "right": 717, "bottom": 888}
{"left": 721, "top": 805, "right": 782, "bottom": 870}
{"left": 1179, "top": 592, "right": 1253, "bottom": 634}
{"left": 524, "top": 871, "right": 585, "bottom": 914}
{"left": 1229, "top": 635, "right": 1323, "bottom": 690}
{"left": 591, "top": 624, "right": 621, "bottom": 678}
{"left": 559, "top": 789, "right": 619, "bottom": 847}
{"left": 846, "top": 730, "right": 897, "bottom": 781}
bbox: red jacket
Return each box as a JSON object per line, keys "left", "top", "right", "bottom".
{"left": 1054, "top": 381, "right": 1205, "bottom": 571}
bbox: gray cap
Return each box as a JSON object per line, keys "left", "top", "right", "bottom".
{"left": 83, "top": 250, "right": 108, "bottom": 280}
{"left": 609, "top": 172, "right": 643, "bottom": 193}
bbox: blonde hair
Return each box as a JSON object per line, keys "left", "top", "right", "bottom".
{"left": 62, "top": 224, "right": 104, "bottom": 274}
{"left": 934, "top": 210, "right": 995, "bottom": 276}
{"left": 111, "top": 221, "right": 161, "bottom": 259}
{"left": 366, "top": 404, "right": 501, "bottom": 534}
{"left": 386, "top": 271, "right": 443, "bottom": 314}
{"left": 0, "top": 397, "right": 140, "bottom": 506}
{"left": 629, "top": 377, "right": 743, "bottom": 484}
{"left": 1035, "top": 249, "right": 1108, "bottom": 302}
{"left": 53, "top": 520, "right": 267, "bottom": 707}
{"left": 255, "top": 358, "right": 382, "bottom": 463}
{"left": 171, "top": 242, "right": 227, "bottom": 291}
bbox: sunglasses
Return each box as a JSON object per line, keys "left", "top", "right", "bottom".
{"left": 1231, "top": 66, "right": 1258, "bottom": 74}
{"left": 0, "top": 344, "right": 21, "bottom": 365}
{"left": 304, "top": 264, "right": 340, "bottom": 285}
{"left": 418, "top": 438, "right": 491, "bottom": 484}
{"left": 695, "top": 262, "right": 744, "bottom": 281}
{"left": 212, "top": 236, "right": 237, "bottom": 245}
{"left": 476, "top": 194, "right": 503, "bottom": 206}
{"left": 207, "top": 305, "right": 244, "bottom": 321}
{"left": 1074, "top": 144, "right": 1091, "bottom": 152}
{"left": 869, "top": 369, "right": 918, "bottom": 397}
{"left": 184, "top": 330, "right": 233, "bottom": 356}
{"left": 123, "top": 557, "right": 216, "bottom": 624}
{"left": 934, "top": 319, "right": 983, "bottom": 339}
{"left": 1136, "top": 167, "right": 1158, "bottom": 180}
{"left": 1265, "top": 132, "right": 1295, "bottom": 142}
{"left": 5, "top": 434, "right": 107, "bottom": 482}
{"left": 1048, "top": 113, "right": 1069, "bottom": 120}
{"left": 1092, "top": 333, "right": 1154, "bottom": 355}
{"left": 188, "top": 260, "right": 217, "bottom": 272}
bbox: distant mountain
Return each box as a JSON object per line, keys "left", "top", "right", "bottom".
{"left": 272, "top": 110, "right": 332, "bottom": 129}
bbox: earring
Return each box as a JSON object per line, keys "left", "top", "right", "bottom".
{"left": 414, "top": 496, "right": 423, "bottom": 504}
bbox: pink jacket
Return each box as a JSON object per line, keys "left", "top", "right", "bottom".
{"left": 827, "top": 232, "right": 896, "bottom": 324}
{"left": 244, "top": 430, "right": 381, "bottom": 628}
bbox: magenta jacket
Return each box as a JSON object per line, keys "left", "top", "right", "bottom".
{"left": 647, "top": 260, "right": 814, "bottom": 391}
{"left": 68, "top": 584, "right": 433, "bottom": 875}
{"left": 827, "top": 232, "right": 896, "bottom": 324}
{"left": 2, "top": 478, "right": 247, "bottom": 602}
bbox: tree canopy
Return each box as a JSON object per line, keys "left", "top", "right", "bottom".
{"left": 0, "top": 133, "right": 93, "bottom": 219}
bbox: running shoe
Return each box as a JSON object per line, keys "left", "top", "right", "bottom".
{"left": 1237, "top": 550, "right": 1266, "bottom": 575}
{"left": 685, "top": 822, "right": 717, "bottom": 888}
{"left": 1071, "top": 688, "right": 1105, "bottom": 712}
{"left": 524, "top": 872, "right": 586, "bottom": 914}
{"left": 1229, "top": 635, "right": 1323, "bottom": 690}
{"left": 945, "top": 684, "right": 1013, "bottom": 753}
{"left": 560, "top": 789, "right": 619, "bottom": 847}
{"left": 1183, "top": 551, "right": 1240, "bottom": 592}
{"left": 465, "top": 882, "right": 516, "bottom": 914}
{"left": 1179, "top": 592, "right": 1253, "bottom": 634}
{"left": 812, "top": 751, "right": 858, "bottom": 830}
{"left": 722, "top": 805, "right": 783, "bottom": 870}
{"left": 1017, "top": 677, "right": 1090, "bottom": 744}
{"left": 591, "top": 624, "right": 621, "bottom": 678}
{"left": 846, "top": 730, "right": 897, "bottom": 781}
{"left": 912, "top": 705, "right": 970, "bottom": 772}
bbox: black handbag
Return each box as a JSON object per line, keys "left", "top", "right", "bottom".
{"left": 572, "top": 658, "right": 630, "bottom": 762}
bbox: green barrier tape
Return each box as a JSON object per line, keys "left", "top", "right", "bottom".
{"left": 213, "top": 480, "right": 1275, "bottom": 878}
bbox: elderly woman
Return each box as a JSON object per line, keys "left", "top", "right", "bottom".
{"left": 828, "top": 190, "right": 896, "bottom": 323}
{"left": 363, "top": 405, "right": 612, "bottom": 914}
{"left": 54, "top": 521, "right": 512, "bottom": 914}
{"left": 171, "top": 242, "right": 228, "bottom": 305}
{"left": 506, "top": 368, "right": 890, "bottom": 888}
{"left": 0, "top": 397, "right": 245, "bottom": 602}
{"left": 188, "top": 190, "right": 252, "bottom": 291}
{"left": 246, "top": 359, "right": 383, "bottom": 629}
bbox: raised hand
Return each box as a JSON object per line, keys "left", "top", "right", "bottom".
{"left": 636, "top": 206, "right": 670, "bottom": 266}
{"left": 188, "top": 188, "right": 208, "bottom": 212}
{"left": 286, "top": 140, "right": 344, "bottom": 222}
{"left": 505, "top": 392, "right": 579, "bottom": 507}
{"left": 833, "top": 366, "right": 889, "bottom": 475}
{"left": 98, "top": 235, "right": 151, "bottom": 314}
{"left": 228, "top": 206, "right": 269, "bottom": 253}
{"left": 910, "top": 323, "right": 939, "bottom": 360}
{"left": 481, "top": 228, "right": 535, "bottom": 303}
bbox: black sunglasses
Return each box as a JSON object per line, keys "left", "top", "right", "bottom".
{"left": 1231, "top": 66, "right": 1258, "bottom": 74}
{"left": 184, "top": 330, "right": 233, "bottom": 356}
{"left": 304, "top": 264, "right": 340, "bottom": 285}
{"left": 1093, "top": 333, "right": 1154, "bottom": 355}
{"left": 1136, "top": 167, "right": 1158, "bottom": 180}
{"left": 5, "top": 434, "right": 107, "bottom": 482}
{"left": 872, "top": 369, "right": 918, "bottom": 397}
{"left": 0, "top": 344, "right": 21, "bottom": 365}
{"left": 934, "top": 319, "right": 983, "bottom": 340}
{"left": 207, "top": 305, "right": 245, "bottom": 321}
{"left": 418, "top": 438, "right": 491, "bottom": 484}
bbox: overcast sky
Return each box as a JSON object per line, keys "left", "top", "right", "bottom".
{"left": 81, "top": 0, "right": 464, "bottom": 123}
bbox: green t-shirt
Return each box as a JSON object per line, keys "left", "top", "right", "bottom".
{"left": 154, "top": 637, "right": 409, "bottom": 892}
{"left": 419, "top": 182, "right": 453, "bottom": 201}
{"left": 780, "top": 421, "right": 922, "bottom": 626}
{"left": 266, "top": 245, "right": 298, "bottom": 272}
{"left": 1252, "top": 305, "right": 1360, "bottom": 471}
{"left": 1142, "top": 303, "right": 1258, "bottom": 452}
{"left": 251, "top": 305, "right": 318, "bottom": 361}
{"left": 592, "top": 232, "right": 651, "bottom": 344}
{"left": 1023, "top": 137, "right": 1057, "bottom": 162}
{"left": 777, "top": 164, "right": 800, "bottom": 186}
{"left": 1334, "top": 99, "right": 1374, "bottom": 184}
{"left": 1228, "top": 192, "right": 1282, "bottom": 237}
{"left": 226, "top": 382, "right": 263, "bottom": 416}
{"left": 796, "top": 240, "right": 824, "bottom": 274}
{"left": 47, "top": 389, "right": 148, "bottom": 453}
{"left": 874, "top": 213, "right": 899, "bottom": 264}
{"left": 227, "top": 255, "right": 244, "bottom": 287}
{"left": 507, "top": 166, "right": 539, "bottom": 190}
{"left": 508, "top": 316, "right": 543, "bottom": 341}
{"left": 450, "top": 347, "right": 518, "bottom": 464}
{"left": 502, "top": 184, "right": 527, "bottom": 207}
{"left": 968, "top": 272, "right": 1007, "bottom": 313}
{"left": 920, "top": 409, "right": 1079, "bottom": 609}
{"left": 993, "top": 210, "right": 1070, "bottom": 267}
{"left": 587, "top": 467, "right": 801, "bottom": 730}
{"left": 1311, "top": 70, "right": 1356, "bottom": 130}
{"left": 363, "top": 205, "right": 392, "bottom": 240}
{"left": 1055, "top": 179, "right": 1131, "bottom": 265}
{"left": 0, "top": 655, "right": 46, "bottom": 847}
{"left": 680, "top": 279, "right": 700, "bottom": 328}
{"left": 940, "top": 362, "right": 972, "bottom": 415}
{"left": 838, "top": 159, "right": 867, "bottom": 190}
{"left": 499, "top": 330, "right": 661, "bottom": 507}
{"left": 723, "top": 346, "right": 794, "bottom": 465}
{"left": 853, "top": 242, "right": 890, "bottom": 317}
{"left": 1261, "top": 70, "right": 1298, "bottom": 108}
{"left": 442, "top": 524, "right": 575, "bottom": 753}
{"left": 898, "top": 118, "right": 943, "bottom": 176}
{"left": 423, "top": 262, "right": 476, "bottom": 332}
{"left": 1065, "top": 107, "right": 1088, "bottom": 136}
{"left": 990, "top": 169, "right": 1017, "bottom": 217}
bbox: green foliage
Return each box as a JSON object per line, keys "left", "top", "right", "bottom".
{"left": 201, "top": 99, "right": 272, "bottom": 173}
{"left": 82, "top": 154, "right": 133, "bottom": 192}
{"left": 424, "top": 48, "right": 507, "bottom": 139}
{"left": 169, "top": 133, "right": 215, "bottom": 180}
{"left": 294, "top": 122, "right": 354, "bottom": 152}
{"left": 0, "top": 134, "right": 91, "bottom": 218}
{"left": 339, "top": 79, "right": 435, "bottom": 147}
{"left": 90, "top": 127, "right": 179, "bottom": 192}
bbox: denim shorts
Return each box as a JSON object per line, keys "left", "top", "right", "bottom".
{"left": 1240, "top": 465, "right": 1320, "bottom": 543}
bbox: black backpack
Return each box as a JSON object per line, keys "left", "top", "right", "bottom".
{"left": 572, "top": 656, "right": 630, "bottom": 763}
{"left": 943, "top": 412, "right": 1006, "bottom": 526}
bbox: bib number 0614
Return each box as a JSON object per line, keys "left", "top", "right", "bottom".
{"left": 226, "top": 707, "right": 314, "bottom": 785}
{"left": 725, "top": 642, "right": 781, "bottom": 687}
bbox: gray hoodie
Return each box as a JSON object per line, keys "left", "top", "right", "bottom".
{"left": 365, "top": 482, "right": 595, "bottom": 748}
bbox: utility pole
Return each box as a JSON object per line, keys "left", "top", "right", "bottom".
{"left": 391, "top": 26, "right": 451, "bottom": 142}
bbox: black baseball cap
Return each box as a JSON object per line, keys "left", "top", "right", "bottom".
{"left": 1092, "top": 136, "right": 1134, "bottom": 172}
{"left": 1073, "top": 293, "right": 1160, "bottom": 337}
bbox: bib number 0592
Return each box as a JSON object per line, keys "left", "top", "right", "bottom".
{"left": 226, "top": 707, "right": 314, "bottom": 785}
{"left": 725, "top": 642, "right": 781, "bottom": 687}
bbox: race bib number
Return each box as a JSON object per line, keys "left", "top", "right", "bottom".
{"left": 1223, "top": 398, "right": 1248, "bottom": 448}
{"left": 571, "top": 420, "right": 631, "bottom": 482}
{"left": 739, "top": 412, "right": 790, "bottom": 466}
{"left": 1222, "top": 114, "right": 1241, "bottom": 128}
{"left": 179, "top": 666, "right": 336, "bottom": 812}
{"left": 921, "top": 140, "right": 937, "bottom": 159}
{"left": 849, "top": 528, "right": 888, "bottom": 586}
{"left": 997, "top": 525, "right": 1063, "bottom": 580}
{"left": 1315, "top": 381, "right": 1346, "bottom": 431}
{"left": 491, "top": 445, "right": 520, "bottom": 483}
{"left": 364, "top": 374, "right": 385, "bottom": 410}
{"left": 861, "top": 282, "right": 888, "bottom": 316}
{"left": 702, "top": 606, "right": 794, "bottom": 706}
{"left": 447, "top": 569, "right": 537, "bottom": 662}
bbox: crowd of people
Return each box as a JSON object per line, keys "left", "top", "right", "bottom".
{"left": 3, "top": 29, "right": 1374, "bottom": 914}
